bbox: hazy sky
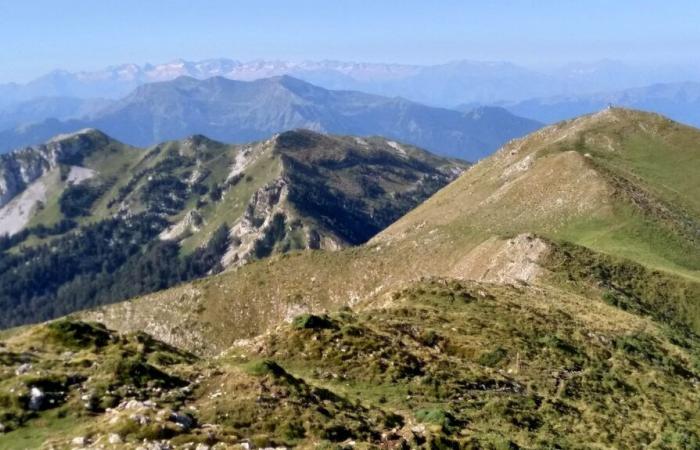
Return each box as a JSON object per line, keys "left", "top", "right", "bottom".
{"left": 1, "top": 0, "right": 699, "bottom": 82}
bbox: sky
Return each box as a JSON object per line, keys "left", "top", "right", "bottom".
{"left": 1, "top": 0, "right": 699, "bottom": 82}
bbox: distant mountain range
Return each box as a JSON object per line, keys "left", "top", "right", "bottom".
{"left": 2, "top": 58, "right": 700, "bottom": 108}
{"left": 0, "top": 96, "right": 111, "bottom": 131}
{"left": 490, "top": 81, "right": 700, "bottom": 127}
{"left": 0, "top": 76, "right": 542, "bottom": 160}
{"left": 3, "top": 58, "right": 700, "bottom": 155}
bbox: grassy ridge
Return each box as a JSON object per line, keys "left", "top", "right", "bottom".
{"left": 4, "top": 277, "right": 700, "bottom": 448}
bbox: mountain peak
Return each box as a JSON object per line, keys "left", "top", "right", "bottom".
{"left": 45, "top": 127, "right": 106, "bottom": 144}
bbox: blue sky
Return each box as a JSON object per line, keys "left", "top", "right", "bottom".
{"left": 1, "top": 0, "right": 699, "bottom": 82}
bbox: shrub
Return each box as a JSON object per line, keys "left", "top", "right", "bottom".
{"left": 415, "top": 408, "right": 455, "bottom": 429}
{"left": 59, "top": 183, "right": 105, "bottom": 217}
{"left": 46, "top": 320, "right": 112, "bottom": 349}
{"left": 292, "top": 314, "right": 336, "bottom": 330}
{"left": 245, "top": 359, "right": 287, "bottom": 377}
{"left": 478, "top": 347, "right": 508, "bottom": 367}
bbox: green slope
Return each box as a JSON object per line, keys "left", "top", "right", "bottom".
{"left": 3, "top": 276, "right": 700, "bottom": 448}
{"left": 378, "top": 108, "right": 700, "bottom": 280}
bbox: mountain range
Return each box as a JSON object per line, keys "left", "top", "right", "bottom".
{"left": 491, "top": 81, "right": 700, "bottom": 127}
{"left": 2, "top": 58, "right": 700, "bottom": 108}
{"left": 0, "top": 75, "right": 542, "bottom": 160}
{"left": 1, "top": 108, "right": 698, "bottom": 448}
{"left": 0, "top": 128, "right": 465, "bottom": 327}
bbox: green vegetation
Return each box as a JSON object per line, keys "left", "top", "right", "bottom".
{"left": 0, "top": 320, "right": 195, "bottom": 446}
{"left": 44, "top": 320, "right": 112, "bottom": 349}
{"left": 544, "top": 239, "right": 700, "bottom": 333}
{"left": 291, "top": 314, "right": 336, "bottom": 330}
{"left": 58, "top": 181, "right": 109, "bottom": 217}
{"left": 0, "top": 215, "right": 232, "bottom": 328}
{"left": 1, "top": 129, "right": 463, "bottom": 328}
{"left": 251, "top": 279, "right": 700, "bottom": 448}
{"left": 2, "top": 109, "right": 700, "bottom": 448}
{"left": 33, "top": 277, "right": 691, "bottom": 448}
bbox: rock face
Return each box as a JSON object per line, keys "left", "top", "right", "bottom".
{"left": 223, "top": 179, "right": 291, "bottom": 267}
{"left": 220, "top": 130, "right": 466, "bottom": 268}
{"left": 450, "top": 234, "right": 550, "bottom": 284}
{"left": 0, "top": 175, "right": 49, "bottom": 235}
{"left": 0, "top": 148, "right": 50, "bottom": 207}
{"left": 0, "top": 129, "right": 107, "bottom": 208}
{"left": 159, "top": 210, "right": 204, "bottom": 241}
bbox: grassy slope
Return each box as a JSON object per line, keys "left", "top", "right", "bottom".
{"left": 5, "top": 278, "right": 700, "bottom": 448}
{"left": 252, "top": 279, "right": 700, "bottom": 448}
{"left": 0, "top": 320, "right": 196, "bottom": 449}
{"left": 376, "top": 108, "right": 700, "bottom": 280}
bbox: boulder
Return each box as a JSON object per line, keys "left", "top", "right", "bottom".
{"left": 28, "top": 386, "right": 45, "bottom": 410}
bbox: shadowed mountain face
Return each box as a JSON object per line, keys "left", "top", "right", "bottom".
{"left": 0, "top": 97, "right": 112, "bottom": 131}
{"left": 0, "top": 75, "right": 542, "bottom": 160}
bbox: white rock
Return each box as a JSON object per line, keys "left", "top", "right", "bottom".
{"left": 71, "top": 436, "right": 89, "bottom": 447}
{"left": 108, "top": 433, "right": 123, "bottom": 444}
{"left": 411, "top": 424, "right": 426, "bottom": 434}
{"left": 28, "top": 387, "right": 45, "bottom": 410}
{"left": 130, "top": 413, "right": 151, "bottom": 425}
{"left": 146, "top": 442, "right": 172, "bottom": 450}
{"left": 15, "top": 363, "right": 32, "bottom": 375}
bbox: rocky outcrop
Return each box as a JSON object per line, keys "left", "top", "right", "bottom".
{"left": 0, "top": 129, "right": 106, "bottom": 208}
{"left": 450, "top": 234, "right": 550, "bottom": 284}
{"left": 222, "top": 179, "right": 290, "bottom": 267}
{"left": 0, "top": 174, "right": 49, "bottom": 235}
{"left": 159, "top": 210, "right": 204, "bottom": 241}
{"left": 221, "top": 174, "right": 349, "bottom": 268}
{"left": 0, "top": 149, "right": 50, "bottom": 207}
